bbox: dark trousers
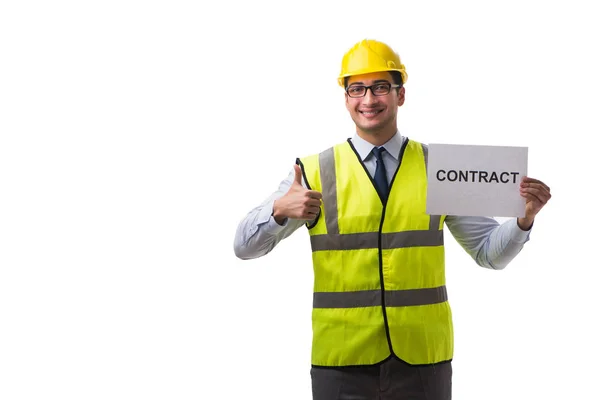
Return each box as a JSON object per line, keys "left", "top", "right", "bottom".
{"left": 311, "top": 358, "right": 452, "bottom": 400}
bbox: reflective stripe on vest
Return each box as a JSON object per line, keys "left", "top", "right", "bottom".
{"left": 310, "top": 230, "right": 443, "bottom": 251}
{"left": 313, "top": 286, "right": 448, "bottom": 308}
{"left": 299, "top": 139, "right": 453, "bottom": 367}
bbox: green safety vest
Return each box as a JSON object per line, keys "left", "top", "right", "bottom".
{"left": 298, "top": 138, "right": 453, "bottom": 367}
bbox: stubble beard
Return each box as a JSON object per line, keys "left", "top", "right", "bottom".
{"left": 355, "top": 112, "right": 396, "bottom": 138}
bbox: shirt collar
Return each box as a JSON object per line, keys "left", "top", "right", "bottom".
{"left": 350, "top": 131, "right": 404, "bottom": 161}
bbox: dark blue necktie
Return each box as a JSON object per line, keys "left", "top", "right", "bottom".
{"left": 372, "top": 146, "right": 389, "bottom": 200}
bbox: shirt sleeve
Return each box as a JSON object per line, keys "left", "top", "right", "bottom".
{"left": 233, "top": 168, "right": 309, "bottom": 260}
{"left": 444, "top": 215, "right": 532, "bottom": 270}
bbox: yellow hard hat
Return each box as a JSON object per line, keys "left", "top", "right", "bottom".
{"left": 338, "top": 39, "right": 408, "bottom": 87}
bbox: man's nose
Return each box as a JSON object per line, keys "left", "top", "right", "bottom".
{"left": 362, "top": 88, "right": 377, "bottom": 104}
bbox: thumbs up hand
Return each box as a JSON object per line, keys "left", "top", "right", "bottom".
{"left": 273, "top": 165, "right": 323, "bottom": 225}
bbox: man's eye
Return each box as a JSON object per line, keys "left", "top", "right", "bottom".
{"left": 348, "top": 86, "right": 364, "bottom": 94}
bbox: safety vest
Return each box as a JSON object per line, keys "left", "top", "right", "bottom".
{"left": 298, "top": 138, "right": 453, "bottom": 367}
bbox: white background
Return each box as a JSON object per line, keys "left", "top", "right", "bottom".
{"left": 1, "top": 1, "right": 598, "bottom": 399}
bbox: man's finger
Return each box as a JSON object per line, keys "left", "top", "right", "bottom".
{"left": 306, "top": 198, "right": 322, "bottom": 208}
{"left": 521, "top": 176, "right": 550, "bottom": 192}
{"left": 521, "top": 182, "right": 550, "bottom": 195}
{"left": 293, "top": 164, "right": 303, "bottom": 186}
{"left": 520, "top": 188, "right": 550, "bottom": 204}
{"left": 307, "top": 206, "right": 321, "bottom": 215}
{"left": 307, "top": 190, "right": 323, "bottom": 200}
{"left": 302, "top": 208, "right": 320, "bottom": 220}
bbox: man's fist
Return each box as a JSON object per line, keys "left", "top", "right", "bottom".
{"left": 273, "top": 165, "right": 323, "bottom": 225}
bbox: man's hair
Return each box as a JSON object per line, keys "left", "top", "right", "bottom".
{"left": 344, "top": 71, "right": 404, "bottom": 89}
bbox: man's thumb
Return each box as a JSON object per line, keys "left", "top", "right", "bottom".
{"left": 293, "top": 164, "right": 303, "bottom": 186}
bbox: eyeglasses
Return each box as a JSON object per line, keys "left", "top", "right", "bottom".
{"left": 346, "top": 82, "right": 401, "bottom": 98}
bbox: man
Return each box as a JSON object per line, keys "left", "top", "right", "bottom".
{"left": 233, "top": 39, "right": 551, "bottom": 400}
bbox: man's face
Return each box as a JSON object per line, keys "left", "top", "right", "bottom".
{"left": 345, "top": 71, "right": 405, "bottom": 136}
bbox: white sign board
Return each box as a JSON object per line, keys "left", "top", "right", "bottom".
{"left": 426, "top": 143, "right": 528, "bottom": 217}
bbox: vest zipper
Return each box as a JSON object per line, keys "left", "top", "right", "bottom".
{"left": 378, "top": 138, "right": 409, "bottom": 357}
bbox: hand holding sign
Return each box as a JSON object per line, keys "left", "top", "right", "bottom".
{"left": 517, "top": 176, "right": 551, "bottom": 230}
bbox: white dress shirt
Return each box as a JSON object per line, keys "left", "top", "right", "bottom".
{"left": 234, "top": 132, "right": 531, "bottom": 269}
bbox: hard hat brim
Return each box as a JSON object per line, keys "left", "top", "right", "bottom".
{"left": 338, "top": 68, "right": 408, "bottom": 87}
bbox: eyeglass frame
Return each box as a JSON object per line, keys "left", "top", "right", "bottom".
{"left": 345, "top": 82, "right": 402, "bottom": 98}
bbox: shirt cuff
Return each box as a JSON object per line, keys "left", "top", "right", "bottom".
{"left": 510, "top": 218, "right": 532, "bottom": 244}
{"left": 257, "top": 200, "right": 288, "bottom": 234}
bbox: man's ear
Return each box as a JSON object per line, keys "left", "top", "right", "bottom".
{"left": 345, "top": 93, "right": 350, "bottom": 111}
{"left": 397, "top": 87, "right": 406, "bottom": 107}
